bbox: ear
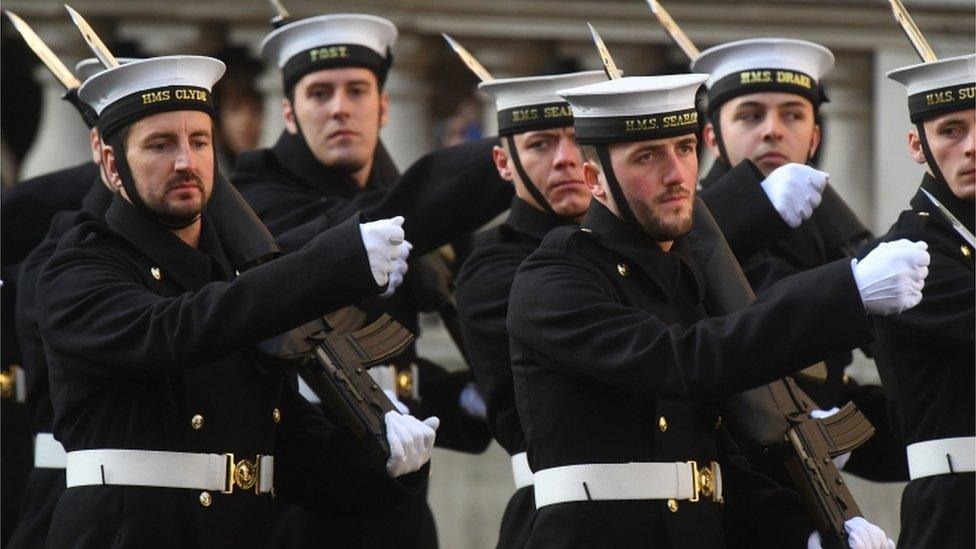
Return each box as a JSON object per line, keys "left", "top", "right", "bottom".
{"left": 101, "top": 142, "right": 124, "bottom": 194}
{"left": 282, "top": 97, "right": 299, "bottom": 135}
{"left": 89, "top": 128, "right": 102, "bottom": 165}
{"left": 492, "top": 144, "right": 515, "bottom": 182}
{"left": 379, "top": 90, "right": 390, "bottom": 128}
{"left": 809, "top": 122, "right": 822, "bottom": 158}
{"left": 583, "top": 161, "right": 606, "bottom": 200}
{"left": 907, "top": 129, "right": 927, "bottom": 165}
{"left": 702, "top": 123, "right": 721, "bottom": 159}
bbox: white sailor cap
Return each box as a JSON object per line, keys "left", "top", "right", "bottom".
{"left": 886, "top": 54, "right": 975, "bottom": 123}
{"left": 691, "top": 38, "right": 834, "bottom": 114}
{"left": 260, "top": 14, "right": 397, "bottom": 92}
{"left": 478, "top": 71, "right": 606, "bottom": 136}
{"left": 557, "top": 74, "right": 707, "bottom": 144}
{"left": 75, "top": 57, "right": 141, "bottom": 82}
{"left": 78, "top": 55, "right": 225, "bottom": 139}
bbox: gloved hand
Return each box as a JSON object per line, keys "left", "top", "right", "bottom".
{"left": 359, "top": 216, "right": 411, "bottom": 288}
{"left": 760, "top": 163, "right": 828, "bottom": 228}
{"left": 853, "top": 239, "right": 929, "bottom": 315}
{"left": 458, "top": 382, "right": 487, "bottom": 419}
{"left": 381, "top": 244, "right": 411, "bottom": 298}
{"left": 383, "top": 389, "right": 410, "bottom": 415}
{"left": 810, "top": 407, "right": 851, "bottom": 469}
{"left": 385, "top": 411, "right": 439, "bottom": 478}
{"left": 807, "top": 517, "right": 895, "bottom": 549}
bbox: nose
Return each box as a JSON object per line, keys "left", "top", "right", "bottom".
{"left": 552, "top": 134, "right": 580, "bottom": 170}
{"left": 173, "top": 139, "right": 197, "bottom": 173}
{"left": 330, "top": 88, "right": 351, "bottom": 120}
{"left": 662, "top": 150, "right": 686, "bottom": 189}
{"left": 965, "top": 126, "right": 975, "bottom": 158}
{"left": 761, "top": 113, "right": 784, "bottom": 143}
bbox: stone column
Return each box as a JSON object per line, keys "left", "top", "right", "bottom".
{"left": 380, "top": 33, "right": 436, "bottom": 169}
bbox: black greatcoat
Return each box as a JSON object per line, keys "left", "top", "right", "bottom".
{"left": 700, "top": 159, "right": 906, "bottom": 481}
{"left": 36, "top": 195, "right": 426, "bottom": 549}
{"left": 8, "top": 179, "right": 113, "bottom": 549}
{"left": 868, "top": 175, "right": 975, "bottom": 549}
{"left": 455, "top": 197, "right": 575, "bottom": 549}
{"left": 233, "top": 132, "right": 507, "bottom": 548}
{"left": 508, "top": 200, "right": 873, "bottom": 549}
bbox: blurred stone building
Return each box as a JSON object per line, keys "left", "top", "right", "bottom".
{"left": 2, "top": 1, "right": 973, "bottom": 547}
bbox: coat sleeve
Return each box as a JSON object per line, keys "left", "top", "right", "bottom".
{"left": 699, "top": 160, "right": 790, "bottom": 261}
{"left": 507, "top": 241, "right": 872, "bottom": 403}
{"left": 272, "top": 378, "right": 427, "bottom": 516}
{"left": 37, "top": 215, "right": 380, "bottom": 376}
{"left": 240, "top": 138, "right": 513, "bottom": 257}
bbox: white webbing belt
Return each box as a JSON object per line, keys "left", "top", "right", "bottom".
{"left": 66, "top": 449, "right": 274, "bottom": 494}
{"left": 533, "top": 461, "right": 722, "bottom": 509}
{"left": 34, "top": 433, "right": 67, "bottom": 469}
{"left": 906, "top": 437, "right": 976, "bottom": 480}
{"left": 511, "top": 452, "right": 534, "bottom": 489}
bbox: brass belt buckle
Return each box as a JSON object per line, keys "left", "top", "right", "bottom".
{"left": 223, "top": 453, "right": 261, "bottom": 495}
{"left": 687, "top": 460, "right": 721, "bottom": 503}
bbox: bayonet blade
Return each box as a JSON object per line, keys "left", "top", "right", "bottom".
{"left": 888, "top": 0, "right": 938, "bottom": 62}
{"left": 645, "top": 0, "right": 700, "bottom": 61}
{"left": 5, "top": 11, "right": 80, "bottom": 89}
{"left": 586, "top": 22, "right": 622, "bottom": 80}
{"left": 441, "top": 34, "right": 493, "bottom": 82}
{"left": 268, "top": 0, "right": 290, "bottom": 27}
{"left": 921, "top": 188, "right": 975, "bottom": 247}
{"left": 64, "top": 4, "right": 119, "bottom": 69}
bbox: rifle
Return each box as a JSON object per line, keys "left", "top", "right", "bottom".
{"left": 691, "top": 198, "right": 873, "bottom": 548}
{"left": 262, "top": 307, "right": 415, "bottom": 465}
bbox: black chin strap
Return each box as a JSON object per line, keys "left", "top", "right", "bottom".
{"left": 708, "top": 111, "right": 732, "bottom": 167}
{"left": 504, "top": 134, "right": 556, "bottom": 216}
{"left": 595, "top": 144, "right": 640, "bottom": 228}
{"left": 107, "top": 132, "right": 205, "bottom": 230}
{"left": 915, "top": 122, "right": 949, "bottom": 187}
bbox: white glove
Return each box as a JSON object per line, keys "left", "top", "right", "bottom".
{"left": 810, "top": 407, "right": 851, "bottom": 469}
{"left": 760, "top": 163, "right": 828, "bottom": 228}
{"left": 359, "top": 216, "right": 411, "bottom": 288}
{"left": 458, "top": 382, "right": 487, "bottom": 419}
{"left": 383, "top": 389, "right": 410, "bottom": 415}
{"left": 381, "top": 245, "right": 411, "bottom": 298}
{"left": 853, "top": 239, "right": 930, "bottom": 316}
{"left": 807, "top": 517, "right": 895, "bottom": 549}
{"left": 384, "top": 411, "right": 439, "bottom": 478}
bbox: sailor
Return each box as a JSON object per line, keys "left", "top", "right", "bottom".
{"left": 871, "top": 52, "right": 975, "bottom": 548}
{"left": 507, "top": 73, "right": 922, "bottom": 547}
{"left": 36, "top": 54, "right": 436, "bottom": 548}
{"left": 691, "top": 38, "right": 905, "bottom": 480}
{"left": 235, "top": 14, "right": 505, "bottom": 548}
{"left": 454, "top": 69, "right": 605, "bottom": 549}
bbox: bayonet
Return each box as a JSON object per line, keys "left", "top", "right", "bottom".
{"left": 268, "top": 0, "right": 290, "bottom": 28}
{"left": 921, "top": 188, "right": 975, "bottom": 247}
{"left": 65, "top": 4, "right": 119, "bottom": 69}
{"left": 645, "top": 0, "right": 700, "bottom": 61}
{"left": 888, "top": 0, "right": 938, "bottom": 62}
{"left": 442, "top": 33, "right": 494, "bottom": 82}
{"left": 586, "top": 22, "right": 622, "bottom": 80}
{"left": 5, "top": 11, "right": 81, "bottom": 89}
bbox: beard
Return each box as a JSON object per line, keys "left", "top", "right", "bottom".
{"left": 142, "top": 175, "right": 209, "bottom": 228}
{"left": 627, "top": 188, "right": 694, "bottom": 242}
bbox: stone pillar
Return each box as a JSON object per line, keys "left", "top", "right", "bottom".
{"left": 380, "top": 33, "right": 435, "bottom": 169}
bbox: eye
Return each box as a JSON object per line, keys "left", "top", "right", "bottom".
{"left": 348, "top": 86, "right": 369, "bottom": 99}
{"left": 678, "top": 142, "right": 696, "bottom": 155}
{"left": 191, "top": 138, "right": 210, "bottom": 150}
{"left": 939, "top": 126, "right": 960, "bottom": 138}
{"left": 735, "top": 111, "right": 761, "bottom": 123}
{"left": 148, "top": 141, "right": 168, "bottom": 151}
{"left": 527, "top": 140, "right": 549, "bottom": 151}
{"left": 783, "top": 111, "right": 805, "bottom": 121}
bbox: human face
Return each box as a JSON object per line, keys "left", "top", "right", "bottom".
{"left": 585, "top": 134, "right": 699, "bottom": 245}
{"left": 909, "top": 109, "right": 975, "bottom": 202}
{"left": 493, "top": 127, "right": 590, "bottom": 219}
{"left": 109, "top": 110, "right": 214, "bottom": 226}
{"left": 284, "top": 67, "right": 388, "bottom": 173}
{"left": 219, "top": 95, "right": 263, "bottom": 156}
{"left": 707, "top": 92, "right": 820, "bottom": 176}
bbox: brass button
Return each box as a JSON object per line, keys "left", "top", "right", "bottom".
{"left": 233, "top": 458, "right": 257, "bottom": 491}
{"left": 396, "top": 370, "right": 414, "bottom": 397}
{"left": 714, "top": 415, "right": 722, "bottom": 430}
{"left": 190, "top": 414, "right": 204, "bottom": 430}
{"left": 272, "top": 408, "right": 281, "bottom": 424}
{"left": 842, "top": 373, "right": 850, "bottom": 385}
{"left": 667, "top": 498, "right": 679, "bottom": 512}
{"left": 658, "top": 416, "right": 668, "bottom": 432}
{"left": 617, "top": 262, "right": 629, "bottom": 277}
{"left": 917, "top": 211, "right": 930, "bottom": 217}
{"left": 961, "top": 245, "right": 971, "bottom": 259}
{"left": 199, "top": 491, "right": 212, "bottom": 507}
{"left": 150, "top": 267, "right": 161, "bottom": 280}
{"left": 580, "top": 227, "right": 593, "bottom": 234}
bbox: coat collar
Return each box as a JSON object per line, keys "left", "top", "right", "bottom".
{"left": 504, "top": 196, "right": 575, "bottom": 242}
{"left": 915, "top": 172, "right": 975, "bottom": 237}
{"left": 268, "top": 130, "right": 400, "bottom": 197}
{"left": 81, "top": 178, "right": 115, "bottom": 222}
{"left": 105, "top": 195, "right": 233, "bottom": 290}
{"left": 581, "top": 200, "right": 704, "bottom": 302}
{"left": 699, "top": 158, "right": 731, "bottom": 189}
